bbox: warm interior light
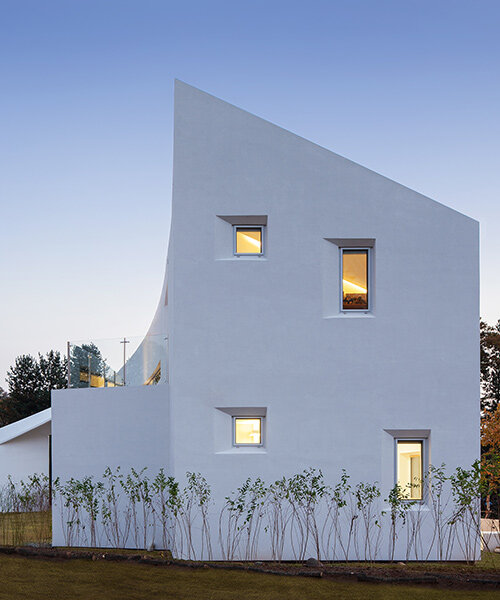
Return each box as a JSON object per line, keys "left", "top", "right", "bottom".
{"left": 342, "top": 279, "right": 367, "bottom": 294}
{"left": 234, "top": 418, "right": 262, "bottom": 445}
{"left": 397, "top": 441, "right": 423, "bottom": 500}
{"left": 144, "top": 361, "right": 161, "bottom": 386}
{"left": 342, "top": 249, "right": 368, "bottom": 309}
{"left": 241, "top": 234, "right": 261, "bottom": 250}
{"left": 236, "top": 229, "right": 262, "bottom": 254}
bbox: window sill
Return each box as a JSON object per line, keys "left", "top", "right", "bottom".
{"left": 324, "top": 312, "right": 375, "bottom": 319}
{"left": 216, "top": 257, "right": 268, "bottom": 262}
{"left": 216, "top": 448, "right": 267, "bottom": 455}
{"left": 234, "top": 253, "right": 264, "bottom": 257}
{"left": 382, "top": 501, "right": 430, "bottom": 513}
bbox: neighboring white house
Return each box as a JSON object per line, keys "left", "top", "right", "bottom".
{"left": 0, "top": 408, "right": 51, "bottom": 487}
{"left": 7, "top": 81, "right": 481, "bottom": 559}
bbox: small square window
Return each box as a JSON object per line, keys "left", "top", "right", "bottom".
{"left": 233, "top": 417, "right": 262, "bottom": 446}
{"left": 341, "top": 248, "right": 370, "bottom": 310}
{"left": 397, "top": 440, "right": 424, "bottom": 500}
{"left": 234, "top": 227, "right": 264, "bottom": 255}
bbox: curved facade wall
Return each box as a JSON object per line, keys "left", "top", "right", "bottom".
{"left": 51, "top": 81, "right": 479, "bottom": 560}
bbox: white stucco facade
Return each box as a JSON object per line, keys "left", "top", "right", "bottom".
{"left": 0, "top": 409, "right": 51, "bottom": 486}
{"left": 50, "top": 82, "right": 479, "bottom": 560}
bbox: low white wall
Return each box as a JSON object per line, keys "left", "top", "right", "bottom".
{"left": 0, "top": 422, "right": 51, "bottom": 488}
{"left": 482, "top": 532, "right": 500, "bottom": 552}
{"left": 51, "top": 384, "right": 169, "bottom": 548}
{"left": 481, "top": 519, "right": 500, "bottom": 552}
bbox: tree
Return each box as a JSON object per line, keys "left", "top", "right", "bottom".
{"left": 39, "top": 350, "right": 67, "bottom": 391}
{"left": 481, "top": 404, "right": 500, "bottom": 517}
{"left": 0, "top": 387, "right": 14, "bottom": 427}
{"left": 480, "top": 319, "right": 500, "bottom": 516}
{"left": 1, "top": 350, "right": 67, "bottom": 425}
{"left": 481, "top": 319, "right": 500, "bottom": 413}
{"left": 69, "top": 343, "right": 108, "bottom": 388}
{"left": 6, "top": 355, "right": 42, "bottom": 409}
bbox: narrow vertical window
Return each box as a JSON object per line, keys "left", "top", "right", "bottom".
{"left": 397, "top": 440, "right": 423, "bottom": 500}
{"left": 234, "top": 227, "right": 263, "bottom": 255}
{"left": 342, "top": 249, "right": 369, "bottom": 310}
{"left": 234, "top": 417, "right": 262, "bottom": 445}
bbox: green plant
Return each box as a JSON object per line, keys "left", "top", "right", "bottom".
{"left": 288, "top": 468, "right": 328, "bottom": 560}
{"left": 354, "top": 481, "right": 382, "bottom": 561}
{"left": 266, "top": 477, "right": 292, "bottom": 561}
{"left": 323, "top": 469, "right": 350, "bottom": 560}
{"left": 448, "top": 460, "right": 482, "bottom": 563}
{"left": 384, "top": 483, "right": 416, "bottom": 562}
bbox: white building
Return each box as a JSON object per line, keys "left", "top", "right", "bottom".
{"left": 7, "top": 81, "right": 481, "bottom": 559}
{"left": 0, "top": 409, "right": 51, "bottom": 488}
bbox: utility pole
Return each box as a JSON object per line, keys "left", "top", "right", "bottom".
{"left": 120, "top": 337, "right": 130, "bottom": 385}
{"left": 87, "top": 353, "right": 91, "bottom": 387}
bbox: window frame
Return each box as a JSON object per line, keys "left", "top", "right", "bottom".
{"left": 232, "top": 416, "right": 264, "bottom": 447}
{"left": 233, "top": 226, "right": 265, "bottom": 257}
{"left": 395, "top": 438, "right": 426, "bottom": 502}
{"left": 340, "top": 246, "right": 371, "bottom": 312}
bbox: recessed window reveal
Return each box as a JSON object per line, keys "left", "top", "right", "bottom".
{"left": 234, "top": 417, "right": 262, "bottom": 445}
{"left": 234, "top": 227, "right": 263, "bottom": 255}
{"left": 342, "top": 248, "right": 369, "bottom": 310}
{"left": 397, "top": 440, "right": 423, "bottom": 500}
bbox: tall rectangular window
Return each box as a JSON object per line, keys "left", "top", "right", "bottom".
{"left": 234, "top": 227, "right": 263, "bottom": 255}
{"left": 341, "top": 248, "right": 369, "bottom": 310}
{"left": 397, "top": 440, "right": 423, "bottom": 500}
{"left": 233, "top": 417, "right": 262, "bottom": 446}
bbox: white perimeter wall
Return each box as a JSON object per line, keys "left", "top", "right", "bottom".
{"left": 0, "top": 422, "right": 50, "bottom": 487}
{"left": 51, "top": 384, "right": 169, "bottom": 547}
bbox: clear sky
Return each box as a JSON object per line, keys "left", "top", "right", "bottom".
{"left": 0, "top": 0, "right": 499, "bottom": 388}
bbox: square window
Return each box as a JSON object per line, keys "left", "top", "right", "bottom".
{"left": 233, "top": 417, "right": 262, "bottom": 446}
{"left": 341, "top": 248, "right": 370, "bottom": 310}
{"left": 397, "top": 440, "right": 424, "bottom": 500}
{"left": 234, "top": 227, "right": 263, "bottom": 255}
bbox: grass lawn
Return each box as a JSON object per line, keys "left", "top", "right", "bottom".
{"left": 0, "top": 555, "right": 499, "bottom": 600}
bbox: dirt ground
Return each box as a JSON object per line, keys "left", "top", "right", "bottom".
{"left": 1, "top": 545, "right": 499, "bottom": 592}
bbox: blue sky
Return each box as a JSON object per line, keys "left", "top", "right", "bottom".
{"left": 0, "top": 0, "right": 499, "bottom": 387}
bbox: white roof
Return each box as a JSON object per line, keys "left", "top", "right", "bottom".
{"left": 0, "top": 408, "right": 51, "bottom": 444}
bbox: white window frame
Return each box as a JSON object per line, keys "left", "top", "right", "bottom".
{"left": 395, "top": 438, "right": 427, "bottom": 503}
{"left": 232, "top": 416, "right": 264, "bottom": 447}
{"left": 233, "top": 226, "right": 265, "bottom": 257}
{"left": 340, "top": 247, "right": 372, "bottom": 312}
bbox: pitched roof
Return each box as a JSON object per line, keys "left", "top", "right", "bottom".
{"left": 0, "top": 408, "right": 51, "bottom": 445}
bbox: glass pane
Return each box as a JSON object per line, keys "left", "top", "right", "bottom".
{"left": 397, "top": 441, "right": 423, "bottom": 499}
{"left": 236, "top": 228, "right": 262, "bottom": 254}
{"left": 68, "top": 334, "right": 167, "bottom": 388}
{"left": 234, "top": 418, "right": 262, "bottom": 445}
{"left": 342, "top": 249, "right": 368, "bottom": 310}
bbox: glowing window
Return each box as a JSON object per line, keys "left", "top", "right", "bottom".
{"left": 397, "top": 440, "right": 423, "bottom": 500}
{"left": 234, "top": 418, "right": 262, "bottom": 445}
{"left": 144, "top": 361, "right": 161, "bottom": 386}
{"left": 342, "top": 249, "right": 369, "bottom": 310}
{"left": 234, "top": 227, "right": 263, "bottom": 255}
